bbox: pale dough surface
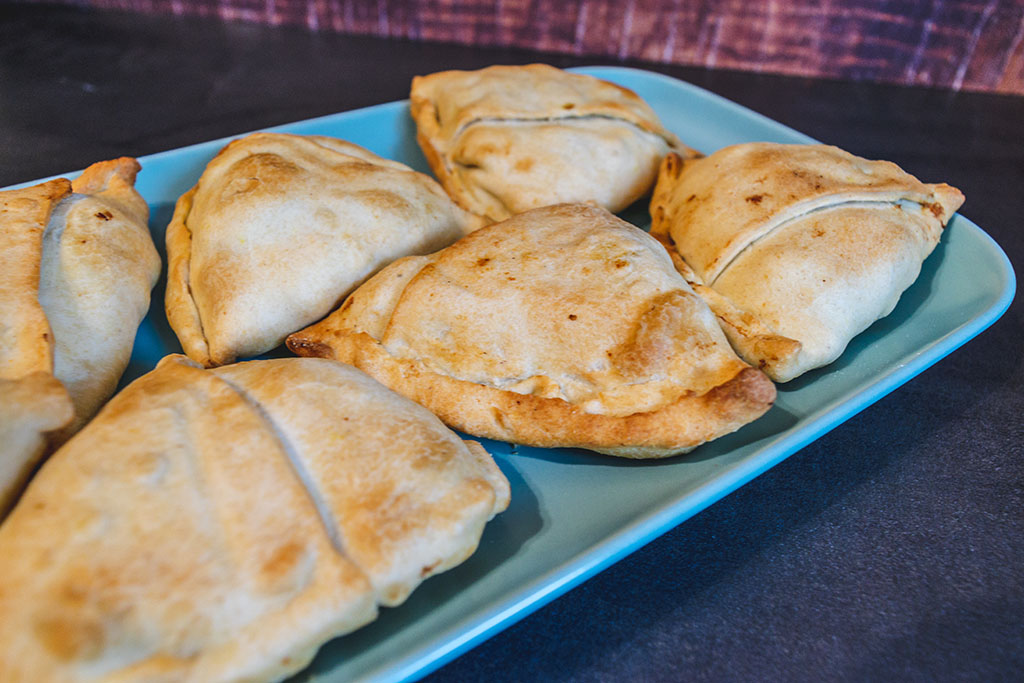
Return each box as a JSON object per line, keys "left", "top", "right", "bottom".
{"left": 0, "top": 355, "right": 508, "bottom": 682}
{"left": 290, "top": 203, "right": 775, "bottom": 457}
{"left": 650, "top": 143, "right": 964, "bottom": 381}
{"left": 165, "top": 132, "right": 484, "bottom": 367}
{"left": 411, "top": 64, "right": 695, "bottom": 221}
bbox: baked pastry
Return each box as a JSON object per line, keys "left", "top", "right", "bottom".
{"left": 288, "top": 203, "right": 775, "bottom": 458}
{"left": 650, "top": 143, "right": 965, "bottom": 382}
{"left": 0, "top": 355, "right": 509, "bottom": 682}
{"left": 40, "top": 158, "right": 161, "bottom": 433}
{"left": 0, "top": 160, "right": 159, "bottom": 513}
{"left": 410, "top": 64, "right": 695, "bottom": 222}
{"left": 0, "top": 374, "right": 74, "bottom": 517}
{"left": 165, "top": 132, "right": 485, "bottom": 367}
{"left": 0, "top": 179, "right": 68, "bottom": 381}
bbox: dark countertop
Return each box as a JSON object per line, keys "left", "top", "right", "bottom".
{"left": 2, "top": 5, "right": 1021, "bottom": 681}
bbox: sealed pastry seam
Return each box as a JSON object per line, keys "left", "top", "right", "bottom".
{"left": 410, "top": 65, "right": 695, "bottom": 221}
{"left": 651, "top": 147, "right": 962, "bottom": 285}
{"left": 42, "top": 157, "right": 161, "bottom": 438}
{"left": 0, "top": 355, "right": 381, "bottom": 681}
{"left": 410, "top": 64, "right": 684, "bottom": 143}
{"left": 650, "top": 144, "right": 965, "bottom": 382}
{"left": 290, "top": 331, "right": 772, "bottom": 458}
{"left": 0, "top": 355, "right": 509, "bottom": 681}
{"left": 704, "top": 198, "right": 947, "bottom": 287}
{"left": 208, "top": 369, "right": 348, "bottom": 556}
{"left": 288, "top": 204, "right": 776, "bottom": 457}
{"left": 646, "top": 230, "right": 806, "bottom": 379}
{"left": 0, "top": 373, "right": 75, "bottom": 518}
{"left": 442, "top": 114, "right": 682, "bottom": 153}
{"left": 434, "top": 117, "right": 682, "bottom": 220}
{"left": 205, "top": 356, "right": 509, "bottom": 605}
{"left": 330, "top": 234, "right": 733, "bottom": 414}
{"left": 165, "top": 132, "right": 485, "bottom": 366}
{"left": 0, "top": 177, "right": 71, "bottom": 380}
{"left": 164, "top": 186, "right": 214, "bottom": 366}
{"left": 2, "top": 159, "right": 158, "bottom": 514}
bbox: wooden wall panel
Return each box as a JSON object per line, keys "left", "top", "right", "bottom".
{"left": 26, "top": 0, "right": 1024, "bottom": 94}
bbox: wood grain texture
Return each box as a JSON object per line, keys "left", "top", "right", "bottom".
{"left": 16, "top": 0, "right": 1024, "bottom": 93}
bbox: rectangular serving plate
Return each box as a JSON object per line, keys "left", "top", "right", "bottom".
{"left": 11, "top": 66, "right": 1015, "bottom": 682}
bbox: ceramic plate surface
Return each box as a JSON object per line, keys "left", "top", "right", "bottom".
{"left": 7, "top": 67, "right": 1015, "bottom": 682}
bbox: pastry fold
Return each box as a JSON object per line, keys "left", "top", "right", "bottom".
{"left": 288, "top": 203, "right": 775, "bottom": 458}
{"left": 0, "top": 355, "right": 509, "bottom": 682}
{"left": 0, "top": 374, "right": 75, "bottom": 518}
{"left": 0, "top": 159, "right": 159, "bottom": 514}
{"left": 410, "top": 64, "right": 696, "bottom": 222}
{"left": 650, "top": 143, "right": 965, "bottom": 382}
{"left": 165, "top": 132, "right": 485, "bottom": 367}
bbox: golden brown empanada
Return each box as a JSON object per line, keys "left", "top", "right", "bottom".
{"left": 0, "top": 355, "right": 509, "bottom": 682}
{"left": 410, "top": 64, "right": 695, "bottom": 222}
{"left": 165, "top": 132, "right": 485, "bottom": 367}
{"left": 43, "top": 158, "right": 162, "bottom": 434}
{"left": 288, "top": 203, "right": 775, "bottom": 458}
{"left": 0, "top": 374, "right": 74, "bottom": 517}
{"left": 0, "top": 178, "right": 69, "bottom": 380}
{"left": 0, "top": 160, "right": 159, "bottom": 513}
{"left": 650, "top": 143, "right": 965, "bottom": 382}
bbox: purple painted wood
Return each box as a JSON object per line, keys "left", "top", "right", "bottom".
{"left": 19, "top": 0, "right": 1024, "bottom": 93}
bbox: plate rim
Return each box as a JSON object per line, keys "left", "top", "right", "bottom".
{"left": 2, "top": 65, "right": 1015, "bottom": 683}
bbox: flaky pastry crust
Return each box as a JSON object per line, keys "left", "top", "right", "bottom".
{"left": 0, "top": 159, "right": 158, "bottom": 514}
{"left": 165, "top": 132, "right": 485, "bottom": 367}
{"left": 289, "top": 203, "right": 775, "bottom": 457}
{"left": 410, "top": 64, "right": 697, "bottom": 222}
{"left": 0, "top": 355, "right": 508, "bottom": 682}
{"left": 650, "top": 143, "right": 965, "bottom": 382}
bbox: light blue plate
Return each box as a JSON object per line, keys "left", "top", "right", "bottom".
{"left": 11, "top": 67, "right": 1015, "bottom": 682}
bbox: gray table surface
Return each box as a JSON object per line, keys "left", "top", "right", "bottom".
{"left": 2, "top": 5, "right": 1021, "bottom": 681}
